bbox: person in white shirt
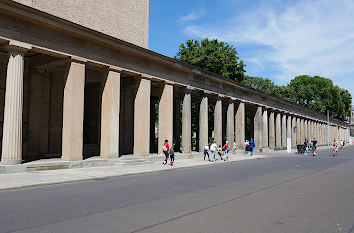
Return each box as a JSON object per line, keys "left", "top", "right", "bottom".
{"left": 204, "top": 145, "right": 210, "bottom": 161}
{"left": 210, "top": 141, "right": 217, "bottom": 162}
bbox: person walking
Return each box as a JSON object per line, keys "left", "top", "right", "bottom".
{"left": 249, "top": 138, "right": 255, "bottom": 156}
{"left": 340, "top": 140, "right": 344, "bottom": 149}
{"left": 162, "top": 139, "right": 170, "bottom": 165}
{"left": 217, "top": 145, "right": 224, "bottom": 161}
{"left": 223, "top": 141, "right": 230, "bottom": 161}
{"left": 210, "top": 141, "right": 217, "bottom": 161}
{"left": 169, "top": 146, "right": 175, "bottom": 166}
{"left": 244, "top": 140, "right": 249, "bottom": 155}
{"left": 311, "top": 138, "right": 317, "bottom": 156}
{"left": 204, "top": 144, "right": 210, "bottom": 161}
{"left": 333, "top": 139, "right": 339, "bottom": 157}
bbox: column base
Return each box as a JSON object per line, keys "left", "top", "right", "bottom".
{"left": 1, "top": 159, "right": 22, "bottom": 165}
{"left": 260, "top": 148, "right": 274, "bottom": 153}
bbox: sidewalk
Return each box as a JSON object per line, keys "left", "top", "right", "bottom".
{"left": 0, "top": 153, "right": 266, "bottom": 191}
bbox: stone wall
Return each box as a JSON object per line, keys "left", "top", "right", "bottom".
{"left": 13, "top": 0, "right": 149, "bottom": 48}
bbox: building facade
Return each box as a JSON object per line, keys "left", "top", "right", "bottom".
{"left": 0, "top": 1, "right": 350, "bottom": 165}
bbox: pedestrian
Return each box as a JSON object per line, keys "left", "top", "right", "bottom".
{"left": 210, "top": 141, "right": 217, "bottom": 161}
{"left": 169, "top": 146, "right": 175, "bottom": 166}
{"left": 249, "top": 138, "right": 255, "bottom": 156}
{"left": 333, "top": 139, "right": 339, "bottom": 157}
{"left": 311, "top": 138, "right": 317, "bottom": 156}
{"left": 217, "top": 145, "right": 224, "bottom": 161}
{"left": 204, "top": 144, "right": 210, "bottom": 161}
{"left": 244, "top": 140, "right": 249, "bottom": 155}
{"left": 223, "top": 141, "right": 230, "bottom": 161}
{"left": 162, "top": 139, "right": 170, "bottom": 165}
{"left": 340, "top": 140, "right": 344, "bottom": 149}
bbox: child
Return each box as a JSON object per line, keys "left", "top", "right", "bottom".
{"left": 169, "top": 146, "right": 175, "bottom": 166}
{"left": 204, "top": 144, "right": 210, "bottom": 161}
{"left": 217, "top": 145, "right": 224, "bottom": 161}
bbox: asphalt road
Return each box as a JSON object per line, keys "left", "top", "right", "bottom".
{"left": 1, "top": 146, "right": 354, "bottom": 233}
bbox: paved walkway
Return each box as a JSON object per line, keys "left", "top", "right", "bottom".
{"left": 0, "top": 145, "right": 343, "bottom": 191}
{"left": 0, "top": 153, "right": 267, "bottom": 191}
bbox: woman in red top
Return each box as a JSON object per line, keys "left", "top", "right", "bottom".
{"left": 162, "top": 139, "right": 170, "bottom": 165}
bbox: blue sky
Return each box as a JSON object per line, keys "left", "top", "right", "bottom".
{"left": 149, "top": 0, "right": 354, "bottom": 104}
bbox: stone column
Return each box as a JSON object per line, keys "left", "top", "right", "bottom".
{"left": 275, "top": 113, "right": 281, "bottom": 148}
{"left": 254, "top": 106, "right": 263, "bottom": 151}
{"left": 133, "top": 78, "right": 151, "bottom": 156}
{"left": 199, "top": 95, "right": 208, "bottom": 152}
{"left": 287, "top": 115, "right": 292, "bottom": 147}
{"left": 296, "top": 117, "right": 301, "bottom": 145}
{"left": 61, "top": 60, "right": 85, "bottom": 161}
{"left": 181, "top": 90, "right": 191, "bottom": 154}
{"left": 282, "top": 114, "right": 287, "bottom": 148}
{"left": 226, "top": 100, "right": 235, "bottom": 150}
{"left": 158, "top": 83, "right": 173, "bottom": 155}
{"left": 292, "top": 117, "right": 296, "bottom": 148}
{"left": 1, "top": 43, "right": 30, "bottom": 165}
{"left": 269, "top": 111, "right": 275, "bottom": 149}
{"left": 262, "top": 108, "right": 268, "bottom": 148}
{"left": 100, "top": 69, "right": 120, "bottom": 159}
{"left": 214, "top": 98, "right": 222, "bottom": 146}
{"left": 304, "top": 119, "right": 308, "bottom": 140}
{"left": 300, "top": 118, "right": 305, "bottom": 143}
{"left": 235, "top": 102, "right": 245, "bottom": 150}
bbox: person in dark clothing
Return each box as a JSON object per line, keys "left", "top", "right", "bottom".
{"left": 169, "top": 146, "right": 175, "bottom": 166}
{"left": 311, "top": 138, "right": 318, "bottom": 156}
{"left": 162, "top": 139, "right": 170, "bottom": 165}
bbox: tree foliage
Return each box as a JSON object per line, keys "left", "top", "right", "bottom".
{"left": 242, "top": 75, "right": 352, "bottom": 119}
{"left": 175, "top": 38, "right": 246, "bottom": 82}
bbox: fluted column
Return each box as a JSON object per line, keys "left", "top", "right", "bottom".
{"left": 287, "top": 115, "right": 292, "bottom": 147}
{"left": 182, "top": 90, "right": 192, "bottom": 154}
{"left": 133, "top": 78, "right": 151, "bottom": 156}
{"left": 1, "top": 43, "right": 30, "bottom": 165}
{"left": 291, "top": 117, "right": 296, "bottom": 148}
{"left": 226, "top": 100, "right": 235, "bottom": 150}
{"left": 296, "top": 117, "right": 301, "bottom": 145}
{"left": 269, "top": 111, "right": 275, "bottom": 149}
{"left": 235, "top": 102, "right": 245, "bottom": 150}
{"left": 304, "top": 119, "right": 308, "bottom": 140}
{"left": 276, "top": 113, "right": 281, "bottom": 148}
{"left": 199, "top": 95, "right": 208, "bottom": 152}
{"left": 300, "top": 118, "right": 305, "bottom": 143}
{"left": 158, "top": 83, "right": 174, "bottom": 154}
{"left": 282, "top": 114, "right": 287, "bottom": 148}
{"left": 214, "top": 98, "right": 222, "bottom": 146}
{"left": 100, "top": 69, "right": 120, "bottom": 159}
{"left": 61, "top": 60, "right": 86, "bottom": 161}
{"left": 254, "top": 106, "right": 263, "bottom": 151}
{"left": 262, "top": 108, "right": 268, "bottom": 148}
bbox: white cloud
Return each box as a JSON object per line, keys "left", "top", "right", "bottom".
{"left": 183, "top": 0, "right": 354, "bottom": 89}
{"left": 179, "top": 10, "right": 205, "bottom": 23}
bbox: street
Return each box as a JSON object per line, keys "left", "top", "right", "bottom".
{"left": 1, "top": 146, "right": 354, "bottom": 233}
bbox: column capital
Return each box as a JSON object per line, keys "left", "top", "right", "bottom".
{"left": 108, "top": 66, "right": 123, "bottom": 73}
{"left": 70, "top": 56, "right": 87, "bottom": 64}
{"left": 8, "top": 40, "right": 32, "bottom": 55}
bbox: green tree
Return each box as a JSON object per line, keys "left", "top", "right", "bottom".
{"left": 175, "top": 38, "right": 246, "bottom": 82}
{"left": 285, "top": 75, "right": 352, "bottom": 119}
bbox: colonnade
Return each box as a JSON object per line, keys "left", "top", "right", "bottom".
{"left": 0, "top": 42, "right": 350, "bottom": 165}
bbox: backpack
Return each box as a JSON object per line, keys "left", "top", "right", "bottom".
{"left": 162, "top": 144, "right": 167, "bottom": 152}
